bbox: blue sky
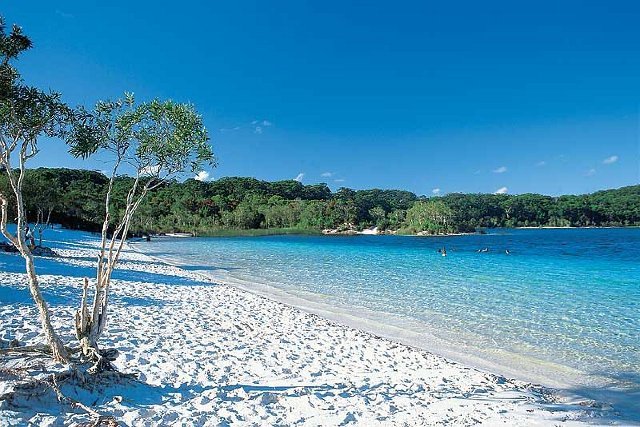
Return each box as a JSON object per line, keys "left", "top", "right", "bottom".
{"left": 3, "top": 1, "right": 639, "bottom": 196}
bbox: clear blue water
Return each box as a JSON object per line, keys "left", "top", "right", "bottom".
{"left": 141, "top": 228, "right": 640, "bottom": 403}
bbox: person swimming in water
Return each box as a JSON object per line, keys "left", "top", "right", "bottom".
{"left": 442, "top": 246, "right": 447, "bottom": 257}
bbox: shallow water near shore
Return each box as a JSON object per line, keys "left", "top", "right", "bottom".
{"left": 141, "top": 228, "right": 640, "bottom": 416}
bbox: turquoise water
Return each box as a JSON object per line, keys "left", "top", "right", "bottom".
{"left": 141, "top": 228, "right": 640, "bottom": 408}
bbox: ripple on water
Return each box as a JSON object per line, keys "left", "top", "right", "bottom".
{"left": 143, "top": 229, "right": 640, "bottom": 395}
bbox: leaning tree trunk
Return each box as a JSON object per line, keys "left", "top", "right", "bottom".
{"left": 23, "top": 248, "right": 69, "bottom": 362}
{"left": 0, "top": 141, "right": 69, "bottom": 364}
{"left": 0, "top": 192, "right": 69, "bottom": 364}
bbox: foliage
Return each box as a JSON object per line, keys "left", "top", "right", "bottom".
{"left": 65, "top": 93, "right": 214, "bottom": 365}
{"left": 401, "top": 200, "right": 454, "bottom": 234}
{"left": 6, "top": 168, "right": 640, "bottom": 236}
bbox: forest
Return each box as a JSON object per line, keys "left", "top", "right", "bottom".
{"left": 2, "top": 167, "right": 639, "bottom": 236}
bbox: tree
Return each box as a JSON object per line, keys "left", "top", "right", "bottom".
{"left": 66, "top": 93, "right": 214, "bottom": 369}
{"left": 7, "top": 164, "right": 640, "bottom": 238}
{"left": 0, "top": 17, "right": 71, "bottom": 362}
{"left": 403, "top": 200, "right": 453, "bottom": 234}
{"left": 23, "top": 169, "right": 63, "bottom": 246}
{"left": 387, "top": 208, "right": 406, "bottom": 230}
{"left": 368, "top": 206, "right": 387, "bottom": 228}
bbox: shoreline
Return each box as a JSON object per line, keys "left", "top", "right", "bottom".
{"left": 143, "top": 225, "right": 639, "bottom": 239}
{"left": 0, "top": 229, "right": 624, "bottom": 425}
{"left": 123, "top": 243, "right": 622, "bottom": 424}
{"left": 130, "top": 243, "right": 626, "bottom": 418}
{"left": 137, "top": 246, "right": 616, "bottom": 392}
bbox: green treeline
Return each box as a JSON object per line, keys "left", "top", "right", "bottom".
{"left": 2, "top": 168, "right": 639, "bottom": 236}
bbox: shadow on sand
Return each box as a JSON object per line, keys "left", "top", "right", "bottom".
{"left": 0, "top": 250, "right": 216, "bottom": 290}
{"left": 555, "top": 371, "right": 640, "bottom": 425}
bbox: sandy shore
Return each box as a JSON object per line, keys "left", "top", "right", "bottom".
{"left": 0, "top": 231, "right": 616, "bottom": 425}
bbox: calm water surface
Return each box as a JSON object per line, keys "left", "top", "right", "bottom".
{"left": 142, "top": 228, "right": 640, "bottom": 410}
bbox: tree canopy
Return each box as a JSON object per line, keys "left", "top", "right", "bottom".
{"left": 3, "top": 168, "right": 639, "bottom": 236}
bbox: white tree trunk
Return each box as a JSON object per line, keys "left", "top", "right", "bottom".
{"left": 74, "top": 172, "right": 150, "bottom": 371}
{"left": 23, "top": 249, "right": 68, "bottom": 362}
{"left": 1, "top": 191, "right": 68, "bottom": 363}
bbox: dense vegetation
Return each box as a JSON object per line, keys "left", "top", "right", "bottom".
{"left": 1, "top": 167, "right": 639, "bottom": 236}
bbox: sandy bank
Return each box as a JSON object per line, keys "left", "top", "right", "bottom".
{"left": 0, "top": 231, "right": 618, "bottom": 425}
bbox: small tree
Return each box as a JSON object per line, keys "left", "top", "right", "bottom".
{"left": 404, "top": 200, "right": 453, "bottom": 234}
{"left": 23, "top": 170, "right": 63, "bottom": 246}
{"left": 368, "top": 206, "right": 386, "bottom": 229}
{"left": 67, "top": 93, "right": 214, "bottom": 369}
{"left": 0, "top": 18, "right": 71, "bottom": 362}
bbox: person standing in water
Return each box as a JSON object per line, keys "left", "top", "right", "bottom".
{"left": 442, "top": 246, "right": 447, "bottom": 257}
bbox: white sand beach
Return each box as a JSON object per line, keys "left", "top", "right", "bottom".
{"left": 0, "top": 232, "right": 615, "bottom": 425}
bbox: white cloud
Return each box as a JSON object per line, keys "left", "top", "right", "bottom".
{"left": 250, "top": 119, "right": 272, "bottom": 133}
{"left": 334, "top": 178, "right": 345, "bottom": 183}
{"left": 494, "top": 187, "right": 508, "bottom": 194}
{"left": 321, "top": 172, "right": 333, "bottom": 178}
{"left": 219, "top": 126, "right": 242, "bottom": 133}
{"left": 223, "top": 120, "right": 269, "bottom": 134}
{"left": 432, "top": 188, "right": 441, "bottom": 195}
{"left": 195, "top": 171, "right": 210, "bottom": 181}
{"left": 294, "top": 173, "right": 305, "bottom": 182}
{"left": 473, "top": 169, "right": 481, "bottom": 175}
{"left": 603, "top": 155, "right": 618, "bottom": 165}
{"left": 55, "top": 10, "right": 74, "bottom": 18}
{"left": 493, "top": 166, "right": 508, "bottom": 174}
{"left": 139, "top": 165, "right": 160, "bottom": 176}
{"left": 535, "top": 160, "right": 547, "bottom": 167}
{"left": 586, "top": 168, "right": 596, "bottom": 176}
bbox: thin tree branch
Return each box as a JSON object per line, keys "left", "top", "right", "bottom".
{"left": 0, "top": 192, "right": 17, "bottom": 244}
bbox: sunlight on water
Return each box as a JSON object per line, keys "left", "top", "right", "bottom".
{"left": 144, "top": 228, "right": 640, "bottom": 394}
